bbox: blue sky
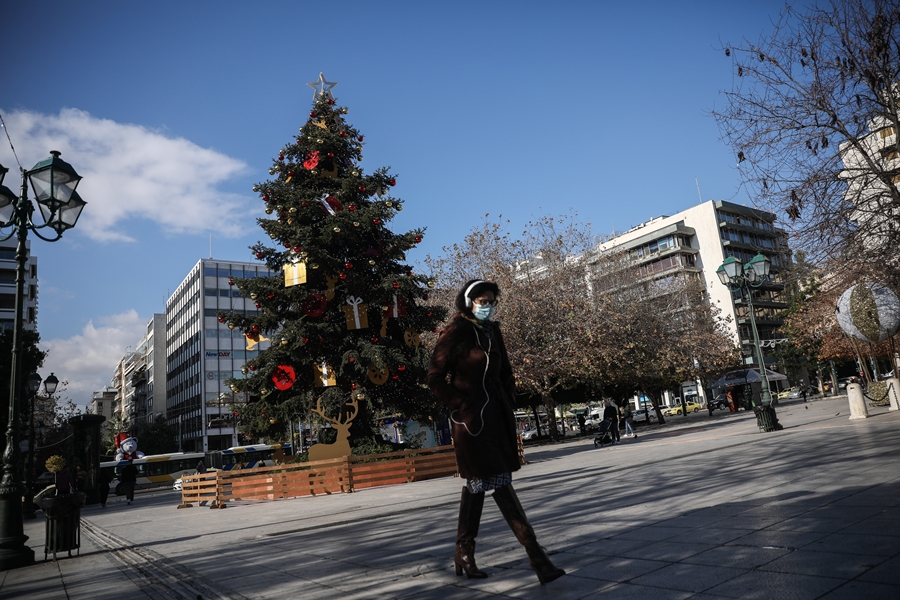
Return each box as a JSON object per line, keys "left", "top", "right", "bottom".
{"left": 1, "top": 0, "right": 788, "bottom": 407}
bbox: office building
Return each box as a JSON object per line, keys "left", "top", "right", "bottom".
{"left": 0, "top": 237, "right": 38, "bottom": 333}
{"left": 166, "top": 258, "right": 273, "bottom": 452}
{"left": 593, "top": 199, "right": 792, "bottom": 401}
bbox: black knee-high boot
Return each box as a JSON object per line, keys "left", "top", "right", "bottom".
{"left": 455, "top": 486, "right": 488, "bottom": 578}
{"left": 493, "top": 485, "right": 565, "bottom": 585}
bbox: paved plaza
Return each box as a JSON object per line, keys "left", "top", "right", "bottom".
{"left": 2, "top": 394, "right": 900, "bottom": 599}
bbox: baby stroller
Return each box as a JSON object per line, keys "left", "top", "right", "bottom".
{"left": 593, "top": 420, "right": 615, "bottom": 448}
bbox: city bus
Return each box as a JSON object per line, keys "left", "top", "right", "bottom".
{"left": 100, "top": 451, "right": 205, "bottom": 495}
{"left": 206, "top": 443, "right": 291, "bottom": 470}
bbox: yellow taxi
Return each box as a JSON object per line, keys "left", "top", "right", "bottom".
{"left": 665, "top": 400, "right": 702, "bottom": 415}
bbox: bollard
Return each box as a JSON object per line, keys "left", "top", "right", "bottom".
{"left": 847, "top": 383, "right": 869, "bottom": 420}
{"left": 887, "top": 378, "right": 900, "bottom": 412}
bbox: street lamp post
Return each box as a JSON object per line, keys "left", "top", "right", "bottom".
{"left": 23, "top": 373, "right": 58, "bottom": 520}
{"left": 717, "top": 253, "right": 774, "bottom": 407}
{"left": 0, "top": 153, "right": 86, "bottom": 570}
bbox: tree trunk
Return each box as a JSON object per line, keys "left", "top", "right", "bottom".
{"left": 649, "top": 392, "right": 666, "bottom": 425}
{"left": 542, "top": 393, "right": 559, "bottom": 441}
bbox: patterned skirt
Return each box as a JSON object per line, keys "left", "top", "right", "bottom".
{"left": 466, "top": 472, "right": 512, "bottom": 494}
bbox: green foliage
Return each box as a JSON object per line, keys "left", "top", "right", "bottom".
{"left": 131, "top": 414, "right": 179, "bottom": 456}
{"left": 45, "top": 455, "right": 65, "bottom": 473}
{"left": 224, "top": 88, "right": 447, "bottom": 442}
{"left": 0, "top": 328, "right": 47, "bottom": 433}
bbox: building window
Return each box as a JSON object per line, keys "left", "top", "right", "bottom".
{"left": 879, "top": 126, "right": 897, "bottom": 139}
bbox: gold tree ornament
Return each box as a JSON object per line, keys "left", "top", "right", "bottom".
{"left": 308, "top": 395, "right": 359, "bottom": 460}
{"left": 368, "top": 366, "right": 389, "bottom": 385}
{"left": 403, "top": 328, "right": 421, "bottom": 347}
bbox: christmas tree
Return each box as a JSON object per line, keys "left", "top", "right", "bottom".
{"left": 223, "top": 74, "right": 447, "bottom": 449}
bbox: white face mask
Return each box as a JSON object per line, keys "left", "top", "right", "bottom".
{"left": 472, "top": 304, "right": 494, "bottom": 321}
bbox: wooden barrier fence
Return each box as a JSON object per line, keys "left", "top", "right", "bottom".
{"left": 177, "top": 445, "right": 459, "bottom": 509}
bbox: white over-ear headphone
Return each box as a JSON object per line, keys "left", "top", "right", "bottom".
{"left": 464, "top": 280, "right": 486, "bottom": 307}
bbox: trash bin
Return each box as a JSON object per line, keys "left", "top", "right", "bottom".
{"left": 753, "top": 405, "right": 781, "bottom": 433}
{"left": 40, "top": 492, "right": 85, "bottom": 560}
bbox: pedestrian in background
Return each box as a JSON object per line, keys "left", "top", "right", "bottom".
{"left": 55, "top": 465, "right": 75, "bottom": 495}
{"left": 428, "top": 279, "right": 565, "bottom": 585}
{"left": 98, "top": 468, "right": 111, "bottom": 507}
{"left": 603, "top": 399, "right": 620, "bottom": 445}
{"left": 623, "top": 406, "right": 636, "bottom": 438}
{"left": 121, "top": 459, "right": 138, "bottom": 505}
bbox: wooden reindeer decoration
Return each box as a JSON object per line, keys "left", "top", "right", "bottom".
{"left": 308, "top": 396, "right": 359, "bottom": 461}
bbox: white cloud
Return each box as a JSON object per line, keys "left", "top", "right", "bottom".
{"left": 0, "top": 108, "right": 252, "bottom": 242}
{"left": 39, "top": 310, "right": 148, "bottom": 409}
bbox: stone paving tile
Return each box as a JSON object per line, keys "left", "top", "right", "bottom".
{"left": 859, "top": 554, "right": 900, "bottom": 585}
{"left": 652, "top": 515, "right": 727, "bottom": 529}
{"left": 611, "top": 525, "right": 687, "bottom": 542}
{"left": 702, "top": 571, "right": 845, "bottom": 599}
{"left": 629, "top": 562, "right": 747, "bottom": 593}
{"left": 804, "top": 505, "right": 887, "bottom": 520}
{"left": 735, "top": 505, "right": 811, "bottom": 520}
{"left": 665, "top": 527, "right": 753, "bottom": 546}
{"left": 724, "top": 529, "right": 829, "bottom": 550}
{"left": 758, "top": 548, "right": 884, "bottom": 579}
{"left": 848, "top": 515, "right": 900, "bottom": 536}
{"left": 805, "top": 532, "right": 900, "bottom": 557}
{"left": 618, "top": 540, "right": 714, "bottom": 562}
{"left": 580, "top": 582, "right": 694, "bottom": 599}
{"left": 762, "top": 516, "right": 855, "bottom": 534}
{"left": 681, "top": 544, "right": 790, "bottom": 569}
{"left": 817, "top": 579, "right": 900, "bottom": 600}
{"left": 566, "top": 556, "right": 670, "bottom": 583}
{"left": 564, "top": 537, "right": 650, "bottom": 557}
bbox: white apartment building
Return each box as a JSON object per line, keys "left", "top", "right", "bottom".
{"left": 592, "top": 199, "right": 791, "bottom": 404}
{"left": 0, "top": 237, "right": 38, "bottom": 333}
{"left": 126, "top": 314, "right": 167, "bottom": 426}
{"left": 166, "top": 258, "right": 273, "bottom": 453}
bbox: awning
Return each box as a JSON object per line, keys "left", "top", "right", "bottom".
{"left": 710, "top": 368, "right": 787, "bottom": 389}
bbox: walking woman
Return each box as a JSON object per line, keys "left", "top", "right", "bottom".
{"left": 427, "top": 279, "right": 565, "bottom": 585}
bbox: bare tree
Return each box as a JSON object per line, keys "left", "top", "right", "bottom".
{"left": 713, "top": 0, "right": 900, "bottom": 268}
{"left": 427, "top": 215, "right": 739, "bottom": 432}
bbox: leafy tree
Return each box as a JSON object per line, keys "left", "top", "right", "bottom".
{"left": 131, "top": 414, "right": 178, "bottom": 456}
{"left": 0, "top": 328, "right": 47, "bottom": 434}
{"left": 224, "top": 77, "right": 446, "bottom": 450}
{"left": 713, "top": 0, "right": 900, "bottom": 270}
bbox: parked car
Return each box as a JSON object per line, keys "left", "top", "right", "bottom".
{"left": 710, "top": 394, "right": 731, "bottom": 410}
{"left": 521, "top": 429, "right": 541, "bottom": 441}
{"left": 776, "top": 388, "right": 793, "bottom": 400}
{"left": 787, "top": 385, "right": 819, "bottom": 399}
{"left": 36, "top": 471, "right": 55, "bottom": 488}
{"left": 666, "top": 400, "right": 702, "bottom": 415}
{"left": 631, "top": 408, "right": 656, "bottom": 423}
{"left": 837, "top": 376, "right": 860, "bottom": 389}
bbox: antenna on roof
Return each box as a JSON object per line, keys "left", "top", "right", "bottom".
{"left": 695, "top": 178, "right": 703, "bottom": 203}
{"left": 209, "top": 234, "right": 212, "bottom": 259}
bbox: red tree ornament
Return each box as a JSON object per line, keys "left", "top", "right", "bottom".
{"left": 371, "top": 337, "right": 379, "bottom": 343}
{"left": 392, "top": 281, "right": 400, "bottom": 289}
{"left": 414, "top": 235, "right": 422, "bottom": 243}
{"left": 256, "top": 251, "right": 264, "bottom": 259}
{"left": 272, "top": 365, "right": 297, "bottom": 391}
{"left": 301, "top": 293, "right": 327, "bottom": 317}
{"left": 389, "top": 178, "right": 396, "bottom": 186}
{"left": 339, "top": 273, "right": 347, "bottom": 280}
{"left": 303, "top": 151, "right": 321, "bottom": 170}
{"left": 373, "top": 218, "right": 381, "bottom": 225}
{"left": 348, "top": 204, "right": 357, "bottom": 211}
{"left": 217, "top": 316, "right": 225, "bottom": 323}
{"left": 358, "top": 135, "right": 364, "bottom": 142}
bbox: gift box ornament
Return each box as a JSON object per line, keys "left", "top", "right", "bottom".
{"left": 343, "top": 296, "right": 369, "bottom": 330}
{"left": 313, "top": 361, "right": 337, "bottom": 387}
{"left": 283, "top": 261, "right": 307, "bottom": 287}
{"left": 383, "top": 294, "right": 407, "bottom": 318}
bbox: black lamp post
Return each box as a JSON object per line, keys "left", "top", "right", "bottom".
{"left": 0, "top": 153, "right": 86, "bottom": 570}
{"left": 716, "top": 253, "right": 774, "bottom": 406}
{"left": 23, "top": 373, "right": 58, "bottom": 520}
